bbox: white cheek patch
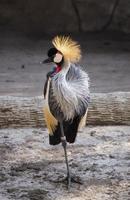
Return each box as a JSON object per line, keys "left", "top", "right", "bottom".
{"left": 54, "top": 53, "right": 63, "bottom": 63}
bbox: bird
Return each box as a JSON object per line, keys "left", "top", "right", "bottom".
{"left": 42, "top": 36, "right": 90, "bottom": 188}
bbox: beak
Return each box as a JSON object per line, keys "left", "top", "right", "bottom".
{"left": 41, "top": 57, "right": 53, "bottom": 64}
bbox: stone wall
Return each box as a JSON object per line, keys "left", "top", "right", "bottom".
{"left": 0, "top": 0, "right": 129, "bottom": 34}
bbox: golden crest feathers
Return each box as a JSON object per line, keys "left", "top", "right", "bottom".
{"left": 52, "top": 36, "right": 81, "bottom": 63}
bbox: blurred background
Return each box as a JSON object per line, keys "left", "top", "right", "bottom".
{"left": 0, "top": 0, "right": 130, "bottom": 96}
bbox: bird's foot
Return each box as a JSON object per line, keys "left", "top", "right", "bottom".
{"left": 51, "top": 174, "right": 83, "bottom": 189}
{"left": 64, "top": 174, "right": 83, "bottom": 189}
{"left": 70, "top": 175, "right": 83, "bottom": 185}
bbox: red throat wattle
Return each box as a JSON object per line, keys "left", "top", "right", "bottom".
{"left": 55, "top": 65, "right": 61, "bottom": 73}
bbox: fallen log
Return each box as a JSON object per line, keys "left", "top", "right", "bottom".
{"left": 0, "top": 92, "right": 130, "bottom": 128}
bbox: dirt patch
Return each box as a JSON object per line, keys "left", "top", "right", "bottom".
{"left": 0, "top": 126, "right": 129, "bottom": 199}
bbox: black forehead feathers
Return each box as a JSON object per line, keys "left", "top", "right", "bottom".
{"left": 48, "top": 48, "right": 58, "bottom": 57}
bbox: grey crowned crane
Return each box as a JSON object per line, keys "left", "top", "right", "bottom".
{"left": 42, "top": 36, "right": 90, "bottom": 188}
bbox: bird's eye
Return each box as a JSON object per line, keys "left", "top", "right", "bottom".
{"left": 54, "top": 53, "right": 63, "bottom": 63}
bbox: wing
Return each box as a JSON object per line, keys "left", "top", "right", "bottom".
{"left": 43, "top": 68, "right": 56, "bottom": 98}
{"left": 49, "top": 116, "right": 80, "bottom": 145}
{"left": 43, "top": 74, "right": 58, "bottom": 135}
{"left": 49, "top": 110, "right": 88, "bottom": 145}
{"left": 43, "top": 78, "right": 48, "bottom": 98}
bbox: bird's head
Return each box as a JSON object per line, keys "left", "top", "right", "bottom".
{"left": 42, "top": 36, "right": 81, "bottom": 67}
{"left": 43, "top": 47, "right": 64, "bottom": 65}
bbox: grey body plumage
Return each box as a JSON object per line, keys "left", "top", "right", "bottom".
{"left": 49, "top": 63, "right": 90, "bottom": 122}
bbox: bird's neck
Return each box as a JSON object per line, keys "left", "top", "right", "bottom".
{"left": 58, "top": 62, "right": 70, "bottom": 77}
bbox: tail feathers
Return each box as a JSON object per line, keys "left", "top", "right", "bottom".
{"left": 49, "top": 116, "right": 80, "bottom": 145}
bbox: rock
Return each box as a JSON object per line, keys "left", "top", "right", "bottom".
{"left": 0, "top": 173, "right": 8, "bottom": 182}
{"left": 75, "top": 0, "right": 115, "bottom": 32}
{"left": 109, "top": 155, "right": 115, "bottom": 159}
{"left": 0, "top": 0, "right": 130, "bottom": 33}
{"left": 21, "top": 64, "right": 25, "bottom": 69}
{"left": 110, "top": 0, "right": 130, "bottom": 33}
{"left": 0, "top": 0, "right": 78, "bottom": 34}
{"left": 90, "top": 130, "right": 96, "bottom": 136}
{"left": 7, "top": 188, "right": 18, "bottom": 194}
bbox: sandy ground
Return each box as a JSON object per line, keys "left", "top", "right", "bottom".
{"left": 0, "top": 126, "right": 129, "bottom": 200}
{"left": 0, "top": 32, "right": 130, "bottom": 97}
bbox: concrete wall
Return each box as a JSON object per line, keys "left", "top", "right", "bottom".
{"left": 0, "top": 0, "right": 130, "bottom": 34}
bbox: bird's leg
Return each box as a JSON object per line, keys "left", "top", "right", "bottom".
{"left": 60, "top": 122, "right": 71, "bottom": 189}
